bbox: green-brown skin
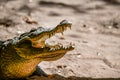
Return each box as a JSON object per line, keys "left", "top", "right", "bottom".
{"left": 0, "top": 20, "right": 74, "bottom": 79}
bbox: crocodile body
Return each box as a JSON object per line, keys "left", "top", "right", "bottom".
{"left": 0, "top": 20, "right": 74, "bottom": 79}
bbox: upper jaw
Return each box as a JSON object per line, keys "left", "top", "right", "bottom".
{"left": 17, "top": 20, "right": 74, "bottom": 51}
{"left": 27, "top": 20, "right": 72, "bottom": 48}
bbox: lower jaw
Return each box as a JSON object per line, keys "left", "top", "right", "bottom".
{"left": 42, "top": 53, "right": 66, "bottom": 61}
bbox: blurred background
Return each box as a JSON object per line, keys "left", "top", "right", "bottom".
{"left": 0, "top": 0, "right": 120, "bottom": 80}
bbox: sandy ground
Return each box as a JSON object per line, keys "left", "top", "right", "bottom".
{"left": 0, "top": 0, "right": 120, "bottom": 80}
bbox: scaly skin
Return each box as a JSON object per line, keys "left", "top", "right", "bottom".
{"left": 0, "top": 20, "right": 74, "bottom": 79}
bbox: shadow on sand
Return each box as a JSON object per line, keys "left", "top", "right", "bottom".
{"left": 26, "top": 74, "right": 120, "bottom": 80}
{"left": 101, "top": 0, "right": 120, "bottom": 6}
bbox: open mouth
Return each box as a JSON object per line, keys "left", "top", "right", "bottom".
{"left": 19, "top": 20, "right": 74, "bottom": 52}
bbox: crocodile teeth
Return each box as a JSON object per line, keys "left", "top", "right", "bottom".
{"left": 49, "top": 34, "right": 53, "bottom": 38}
{"left": 61, "top": 32, "right": 64, "bottom": 35}
{"left": 62, "top": 26, "right": 65, "bottom": 31}
{"left": 49, "top": 43, "right": 74, "bottom": 51}
{"left": 69, "top": 25, "right": 71, "bottom": 29}
{"left": 50, "top": 48, "right": 55, "bottom": 51}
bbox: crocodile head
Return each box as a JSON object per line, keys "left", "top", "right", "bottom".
{"left": 13, "top": 20, "right": 74, "bottom": 61}
{"left": 0, "top": 20, "right": 74, "bottom": 79}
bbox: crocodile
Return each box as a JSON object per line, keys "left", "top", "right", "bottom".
{"left": 0, "top": 20, "right": 74, "bottom": 79}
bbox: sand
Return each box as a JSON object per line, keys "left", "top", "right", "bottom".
{"left": 0, "top": 0, "right": 120, "bottom": 80}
